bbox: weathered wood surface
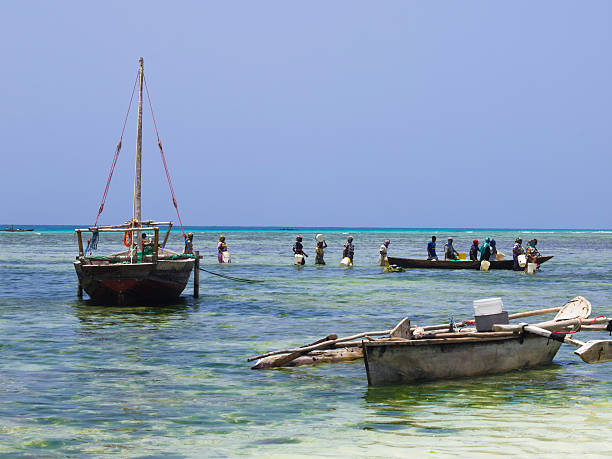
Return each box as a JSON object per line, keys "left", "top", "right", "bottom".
{"left": 553, "top": 296, "right": 591, "bottom": 321}
{"left": 252, "top": 347, "right": 363, "bottom": 369}
{"left": 193, "top": 250, "right": 200, "bottom": 298}
{"left": 134, "top": 57, "right": 144, "bottom": 253}
{"left": 493, "top": 317, "right": 609, "bottom": 333}
{"left": 363, "top": 335, "right": 562, "bottom": 386}
{"left": 390, "top": 318, "right": 411, "bottom": 339}
{"left": 247, "top": 330, "right": 391, "bottom": 361}
{"left": 74, "top": 257, "right": 194, "bottom": 305}
{"left": 574, "top": 340, "right": 612, "bottom": 364}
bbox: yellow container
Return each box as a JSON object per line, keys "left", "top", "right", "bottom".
{"left": 458, "top": 252, "right": 466, "bottom": 260}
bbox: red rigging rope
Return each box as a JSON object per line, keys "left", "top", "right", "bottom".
{"left": 143, "top": 75, "right": 187, "bottom": 239}
{"left": 92, "top": 72, "right": 139, "bottom": 228}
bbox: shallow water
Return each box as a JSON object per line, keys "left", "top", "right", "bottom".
{"left": 0, "top": 228, "right": 611, "bottom": 457}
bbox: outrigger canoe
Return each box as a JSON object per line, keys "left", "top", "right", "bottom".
{"left": 387, "top": 256, "right": 553, "bottom": 270}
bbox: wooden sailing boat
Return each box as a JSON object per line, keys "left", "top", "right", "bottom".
{"left": 74, "top": 58, "right": 198, "bottom": 305}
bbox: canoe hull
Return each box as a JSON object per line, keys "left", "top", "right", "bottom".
{"left": 387, "top": 256, "right": 553, "bottom": 270}
{"left": 74, "top": 258, "right": 194, "bottom": 305}
{"left": 363, "top": 335, "right": 562, "bottom": 386}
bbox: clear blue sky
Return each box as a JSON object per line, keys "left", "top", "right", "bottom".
{"left": 1, "top": 1, "right": 610, "bottom": 228}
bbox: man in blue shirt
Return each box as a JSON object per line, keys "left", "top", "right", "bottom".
{"left": 427, "top": 236, "right": 438, "bottom": 260}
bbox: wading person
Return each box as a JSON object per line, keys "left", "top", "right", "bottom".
{"left": 525, "top": 239, "right": 540, "bottom": 271}
{"left": 480, "top": 237, "right": 491, "bottom": 262}
{"left": 490, "top": 239, "right": 498, "bottom": 261}
{"left": 512, "top": 238, "right": 524, "bottom": 271}
{"left": 293, "top": 235, "right": 307, "bottom": 265}
{"left": 427, "top": 236, "right": 438, "bottom": 261}
{"left": 444, "top": 237, "right": 459, "bottom": 260}
{"left": 378, "top": 239, "right": 390, "bottom": 266}
{"left": 315, "top": 237, "right": 327, "bottom": 265}
{"left": 469, "top": 240, "right": 479, "bottom": 261}
{"left": 343, "top": 236, "right": 355, "bottom": 264}
{"left": 217, "top": 235, "right": 230, "bottom": 263}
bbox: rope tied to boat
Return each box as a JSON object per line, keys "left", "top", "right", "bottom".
{"left": 199, "top": 267, "right": 263, "bottom": 284}
{"left": 143, "top": 75, "right": 187, "bottom": 242}
{"left": 548, "top": 332, "right": 567, "bottom": 344}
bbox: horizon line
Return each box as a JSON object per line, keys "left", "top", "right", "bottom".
{"left": 2, "top": 224, "right": 611, "bottom": 232}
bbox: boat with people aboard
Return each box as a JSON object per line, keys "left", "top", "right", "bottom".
{"left": 249, "top": 296, "right": 612, "bottom": 386}
{"left": 387, "top": 255, "right": 553, "bottom": 270}
{"left": 73, "top": 58, "right": 199, "bottom": 305}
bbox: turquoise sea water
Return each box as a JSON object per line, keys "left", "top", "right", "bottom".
{"left": 0, "top": 228, "right": 611, "bottom": 457}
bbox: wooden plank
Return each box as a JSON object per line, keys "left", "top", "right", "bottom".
{"left": 193, "top": 250, "right": 199, "bottom": 298}
{"left": 162, "top": 222, "right": 173, "bottom": 249}
{"left": 252, "top": 347, "right": 363, "bottom": 369}
{"left": 153, "top": 228, "right": 159, "bottom": 263}
{"left": 390, "top": 318, "right": 411, "bottom": 339}
{"left": 77, "top": 231, "right": 84, "bottom": 257}
{"left": 574, "top": 340, "right": 612, "bottom": 364}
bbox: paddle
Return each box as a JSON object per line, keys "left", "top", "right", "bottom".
{"left": 510, "top": 323, "right": 612, "bottom": 364}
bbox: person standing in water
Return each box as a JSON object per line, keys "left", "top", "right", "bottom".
{"left": 469, "top": 240, "right": 479, "bottom": 261}
{"left": 217, "top": 235, "right": 230, "bottom": 263}
{"left": 480, "top": 237, "right": 491, "bottom": 261}
{"left": 343, "top": 236, "right": 355, "bottom": 263}
{"left": 378, "top": 240, "right": 390, "bottom": 266}
{"left": 444, "top": 237, "right": 459, "bottom": 260}
{"left": 512, "top": 238, "right": 524, "bottom": 271}
{"left": 490, "top": 239, "right": 498, "bottom": 261}
{"left": 293, "top": 235, "right": 307, "bottom": 265}
{"left": 427, "top": 236, "right": 438, "bottom": 261}
{"left": 315, "top": 236, "right": 327, "bottom": 265}
{"left": 525, "top": 239, "right": 540, "bottom": 271}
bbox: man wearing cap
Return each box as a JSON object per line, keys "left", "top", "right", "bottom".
{"left": 444, "top": 237, "right": 459, "bottom": 261}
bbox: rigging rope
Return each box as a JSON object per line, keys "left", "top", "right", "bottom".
{"left": 143, "top": 75, "right": 187, "bottom": 243}
{"left": 92, "top": 72, "right": 139, "bottom": 229}
{"left": 86, "top": 72, "right": 139, "bottom": 254}
{"left": 199, "top": 267, "right": 263, "bottom": 284}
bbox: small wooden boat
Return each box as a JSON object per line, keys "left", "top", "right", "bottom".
{"left": 1, "top": 226, "right": 34, "bottom": 232}
{"left": 363, "top": 334, "right": 561, "bottom": 386}
{"left": 250, "top": 297, "right": 612, "bottom": 385}
{"left": 73, "top": 58, "right": 198, "bottom": 305}
{"left": 387, "top": 255, "right": 553, "bottom": 270}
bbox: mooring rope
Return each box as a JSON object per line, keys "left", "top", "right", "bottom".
{"left": 199, "top": 267, "right": 263, "bottom": 284}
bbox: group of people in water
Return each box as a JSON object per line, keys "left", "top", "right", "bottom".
{"left": 183, "top": 233, "right": 542, "bottom": 270}
{"left": 292, "top": 235, "right": 356, "bottom": 266}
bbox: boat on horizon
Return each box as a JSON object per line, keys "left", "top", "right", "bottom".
{"left": 73, "top": 58, "right": 197, "bottom": 305}
{"left": 1, "top": 226, "right": 34, "bottom": 232}
{"left": 387, "top": 255, "right": 553, "bottom": 270}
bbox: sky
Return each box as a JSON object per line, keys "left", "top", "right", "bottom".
{"left": 0, "top": 1, "right": 610, "bottom": 228}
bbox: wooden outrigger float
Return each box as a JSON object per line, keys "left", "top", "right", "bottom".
{"left": 249, "top": 297, "right": 612, "bottom": 386}
{"left": 387, "top": 255, "right": 553, "bottom": 270}
{"left": 73, "top": 58, "right": 199, "bottom": 305}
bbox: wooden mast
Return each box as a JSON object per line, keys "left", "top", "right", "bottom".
{"left": 134, "top": 57, "right": 144, "bottom": 253}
